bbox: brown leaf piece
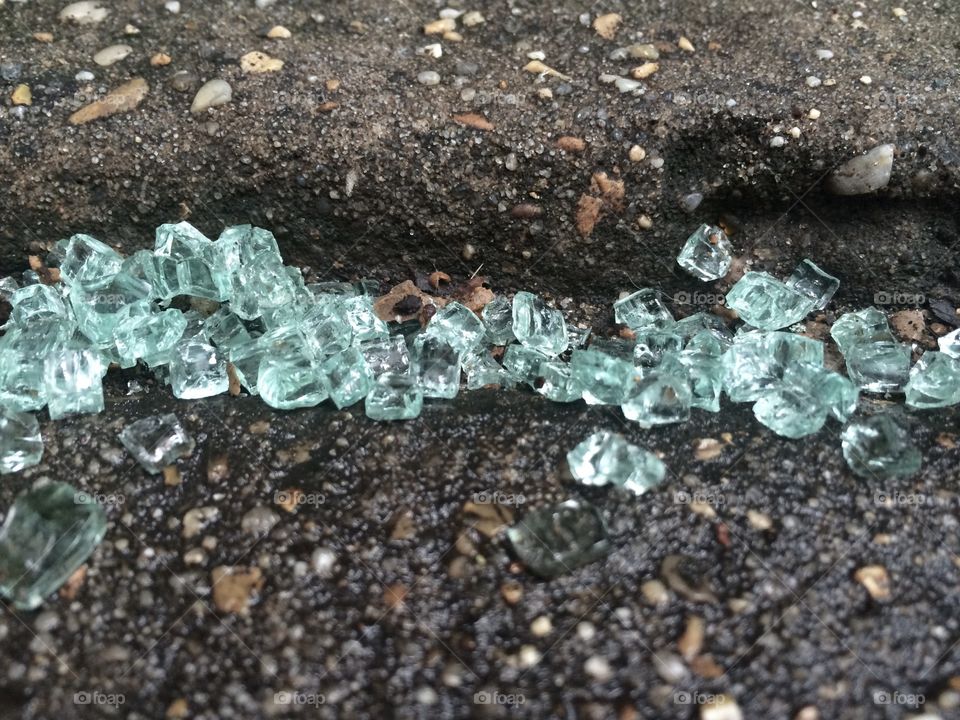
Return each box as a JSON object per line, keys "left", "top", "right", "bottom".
{"left": 69, "top": 77, "right": 149, "bottom": 125}
{"left": 452, "top": 112, "right": 494, "bottom": 131}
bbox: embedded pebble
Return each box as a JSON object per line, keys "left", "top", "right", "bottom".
{"left": 423, "top": 18, "right": 455, "bottom": 35}
{"left": 678, "top": 36, "right": 695, "bottom": 53}
{"left": 240, "top": 51, "right": 284, "bottom": 74}
{"left": 628, "top": 145, "right": 646, "bottom": 162}
{"left": 164, "top": 0, "right": 180, "bottom": 13}
{"left": 681, "top": 192, "right": 703, "bottom": 213}
{"left": 806, "top": 76, "right": 822, "bottom": 88}
{"left": 1, "top": 62, "right": 22, "bottom": 82}
{"left": 418, "top": 43, "right": 442, "bottom": 59}
{"left": 769, "top": 136, "right": 786, "bottom": 148}
{"left": 808, "top": 108, "right": 821, "bottom": 119}
{"left": 75, "top": 69, "right": 95, "bottom": 82}
{"left": 93, "top": 44, "right": 133, "bottom": 67}
{"left": 584, "top": 655, "right": 613, "bottom": 681}
{"left": 59, "top": 1, "right": 109, "bottom": 24}
{"left": 11, "top": 84, "right": 32, "bottom": 106}
{"left": 462, "top": 11, "right": 485, "bottom": 27}
{"left": 266, "top": 25, "right": 292, "bottom": 39}
{"left": 826, "top": 144, "right": 895, "bottom": 195}
{"left": 170, "top": 70, "right": 197, "bottom": 93}
{"left": 530, "top": 616, "right": 552, "bottom": 636}
{"left": 190, "top": 79, "right": 232, "bottom": 113}
{"left": 69, "top": 77, "right": 148, "bottom": 124}
{"left": 859, "top": 75, "right": 873, "bottom": 85}
{"left": 816, "top": 48, "right": 834, "bottom": 60}
{"left": 417, "top": 71, "right": 441, "bottom": 86}
{"left": 240, "top": 506, "right": 279, "bottom": 535}
{"left": 311, "top": 547, "right": 337, "bottom": 576}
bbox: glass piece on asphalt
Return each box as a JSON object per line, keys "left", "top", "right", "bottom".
{"left": 511, "top": 291, "right": 569, "bottom": 357}
{"left": 633, "top": 329, "right": 683, "bottom": 367}
{"left": 725, "top": 271, "right": 817, "bottom": 330}
{"left": 168, "top": 338, "right": 229, "bottom": 399}
{"left": 678, "top": 349, "right": 723, "bottom": 413}
{"left": 481, "top": 296, "right": 515, "bottom": 345}
{"left": 622, "top": 364, "right": 692, "bottom": 427}
{"left": 427, "top": 301, "right": 486, "bottom": 354}
{"left": 154, "top": 221, "right": 212, "bottom": 259}
{"left": 841, "top": 414, "right": 921, "bottom": 480}
{"left": 322, "top": 347, "right": 373, "bottom": 409}
{"left": 462, "top": 350, "right": 512, "bottom": 390}
{"left": 0, "top": 408, "right": 43, "bottom": 474}
{"left": 567, "top": 431, "right": 666, "bottom": 494}
{"left": 360, "top": 335, "right": 411, "bottom": 377}
{"left": 232, "top": 252, "right": 300, "bottom": 320}
{"left": 613, "top": 288, "right": 674, "bottom": 330}
{"left": 570, "top": 348, "right": 635, "bottom": 405}
{"left": 8, "top": 284, "right": 68, "bottom": 326}
{"left": 219, "top": 224, "right": 281, "bottom": 266}
{"left": 59, "top": 233, "right": 123, "bottom": 290}
{"left": 785, "top": 258, "right": 839, "bottom": 310}
{"left": 904, "top": 352, "right": 960, "bottom": 409}
{"left": 676, "top": 224, "right": 734, "bottom": 281}
{"left": 937, "top": 328, "right": 960, "bottom": 359}
{"left": 412, "top": 334, "right": 462, "bottom": 399}
{"left": 258, "top": 349, "right": 328, "bottom": 410}
{"left": 119, "top": 413, "right": 195, "bottom": 474}
{"left": 0, "top": 482, "right": 107, "bottom": 611}
{"left": 226, "top": 339, "right": 264, "bottom": 395}
{"left": 202, "top": 307, "right": 252, "bottom": 350}
{"left": 830, "top": 307, "right": 893, "bottom": 354}
{"left": 753, "top": 386, "right": 826, "bottom": 438}
{"left": 502, "top": 344, "right": 547, "bottom": 386}
{"left": 782, "top": 363, "right": 859, "bottom": 422}
{"left": 43, "top": 347, "right": 104, "bottom": 420}
{"left": 722, "top": 331, "right": 824, "bottom": 402}
{"left": 365, "top": 372, "right": 424, "bottom": 421}
{"left": 113, "top": 305, "right": 188, "bottom": 368}
{"left": 342, "top": 295, "right": 390, "bottom": 344}
{"left": 537, "top": 359, "right": 581, "bottom": 402}
{"left": 70, "top": 274, "right": 152, "bottom": 346}
{"left": 675, "top": 312, "right": 733, "bottom": 347}
{"left": 844, "top": 341, "right": 911, "bottom": 393}
{"left": 506, "top": 499, "right": 611, "bottom": 579}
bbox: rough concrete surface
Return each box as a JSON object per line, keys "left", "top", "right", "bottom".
{"left": 1, "top": 1, "right": 960, "bottom": 718}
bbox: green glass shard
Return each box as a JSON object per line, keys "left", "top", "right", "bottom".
{"left": 570, "top": 348, "right": 634, "bottom": 405}
{"left": 0, "top": 276, "right": 18, "bottom": 301}
{"left": 59, "top": 234, "right": 123, "bottom": 291}
{"left": 231, "top": 252, "right": 299, "bottom": 320}
{"left": 678, "top": 349, "right": 723, "bottom": 413}
{"left": 567, "top": 431, "right": 666, "bottom": 494}
{"left": 413, "top": 334, "right": 462, "bottom": 399}
{"left": 175, "top": 256, "right": 223, "bottom": 300}
{"left": 0, "top": 482, "right": 107, "bottom": 610}
{"left": 300, "top": 302, "right": 353, "bottom": 356}
{"left": 143, "top": 255, "right": 180, "bottom": 300}
{"left": 676, "top": 224, "right": 734, "bottom": 281}
{"left": 322, "top": 347, "right": 373, "bottom": 409}
{"left": 119, "top": 413, "right": 195, "bottom": 474}
{"left": 684, "top": 329, "right": 729, "bottom": 357}
{"left": 226, "top": 339, "right": 264, "bottom": 395}
{"left": 904, "top": 352, "right": 960, "bottom": 409}
{"left": 202, "top": 307, "right": 252, "bottom": 350}
{"left": 782, "top": 363, "right": 859, "bottom": 422}
{"left": 537, "top": 359, "right": 581, "bottom": 402}
{"left": 342, "top": 296, "right": 389, "bottom": 343}
{"left": 365, "top": 372, "right": 423, "bottom": 421}
{"left": 8, "top": 284, "right": 68, "bottom": 326}
{"left": 308, "top": 281, "right": 357, "bottom": 298}
{"left": 938, "top": 328, "right": 960, "bottom": 358}
{"left": 168, "top": 339, "right": 229, "bottom": 399}
{"left": 622, "top": 363, "right": 692, "bottom": 427}
{"left": 567, "top": 325, "right": 592, "bottom": 351}
{"left": 785, "top": 259, "right": 839, "bottom": 310}
{"left": 502, "top": 344, "right": 548, "bottom": 386}
{"left": 0, "top": 408, "right": 43, "bottom": 474}
{"left": 506, "top": 499, "right": 610, "bottom": 579}
{"left": 0, "top": 355, "right": 46, "bottom": 412}
{"left": 722, "top": 331, "right": 824, "bottom": 402}
{"left": 428, "top": 301, "right": 486, "bottom": 354}
{"left": 218, "top": 224, "right": 281, "bottom": 266}
{"left": 830, "top": 307, "right": 893, "bottom": 354}
{"left": 633, "top": 329, "right": 683, "bottom": 367}
{"left": 43, "top": 347, "right": 104, "bottom": 420}
{"left": 613, "top": 288, "right": 674, "bottom": 330}
{"left": 512, "top": 291, "right": 568, "bottom": 357}
{"left": 753, "top": 386, "right": 826, "bottom": 438}
{"left": 258, "top": 348, "right": 328, "bottom": 410}
{"left": 113, "top": 304, "right": 187, "bottom": 368}
{"left": 70, "top": 275, "right": 152, "bottom": 346}
{"left": 675, "top": 312, "right": 732, "bottom": 346}
{"left": 155, "top": 221, "right": 212, "bottom": 259}
{"left": 725, "top": 271, "right": 817, "bottom": 330}
{"left": 462, "top": 349, "right": 511, "bottom": 390}
{"left": 844, "top": 341, "right": 911, "bottom": 393}
{"left": 481, "top": 296, "right": 515, "bottom": 345}
{"left": 360, "top": 335, "right": 411, "bottom": 377}
{"left": 841, "top": 415, "right": 921, "bottom": 479}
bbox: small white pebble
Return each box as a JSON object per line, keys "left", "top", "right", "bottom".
{"left": 770, "top": 136, "right": 786, "bottom": 148}
{"left": 164, "top": 0, "right": 180, "bottom": 13}
{"left": 808, "top": 108, "right": 821, "bottom": 120}
{"left": 824, "top": 78, "right": 837, "bottom": 86}
{"left": 417, "top": 70, "right": 441, "bottom": 86}
{"left": 518, "top": 645, "right": 541, "bottom": 668}
{"left": 638, "top": 214, "right": 653, "bottom": 229}
{"left": 678, "top": 36, "right": 695, "bottom": 53}
{"left": 527, "top": 50, "right": 546, "bottom": 61}
{"left": 460, "top": 87, "right": 476, "bottom": 102}
{"left": 893, "top": 7, "right": 907, "bottom": 18}
{"left": 628, "top": 145, "right": 646, "bottom": 162}
{"left": 439, "top": 8, "right": 462, "bottom": 19}
{"left": 584, "top": 656, "right": 613, "bottom": 682}
{"left": 537, "top": 87, "right": 553, "bottom": 100}
{"left": 530, "top": 616, "right": 552, "bottom": 636}
{"left": 859, "top": 75, "right": 873, "bottom": 85}
{"left": 816, "top": 48, "right": 834, "bottom": 60}
{"left": 418, "top": 43, "right": 442, "bottom": 59}
{"left": 805, "top": 76, "right": 822, "bottom": 88}
{"left": 75, "top": 69, "right": 94, "bottom": 82}
{"left": 190, "top": 78, "right": 232, "bottom": 113}
{"left": 650, "top": 157, "right": 664, "bottom": 169}
{"left": 93, "top": 44, "right": 133, "bottom": 67}
{"left": 462, "top": 10, "right": 485, "bottom": 27}
{"left": 789, "top": 126, "right": 801, "bottom": 138}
